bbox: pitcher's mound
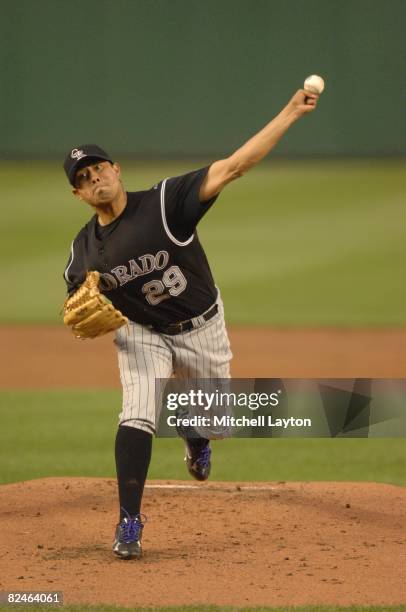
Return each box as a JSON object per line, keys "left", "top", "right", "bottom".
{"left": 1, "top": 477, "right": 405, "bottom": 608}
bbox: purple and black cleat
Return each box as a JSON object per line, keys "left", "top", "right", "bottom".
{"left": 112, "top": 509, "right": 146, "bottom": 560}
{"left": 184, "top": 440, "right": 211, "bottom": 481}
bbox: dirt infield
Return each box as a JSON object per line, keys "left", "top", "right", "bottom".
{"left": 2, "top": 325, "right": 406, "bottom": 388}
{"left": 1, "top": 325, "right": 406, "bottom": 607}
{"left": 1, "top": 477, "right": 405, "bottom": 607}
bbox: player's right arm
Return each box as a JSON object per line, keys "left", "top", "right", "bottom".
{"left": 199, "top": 89, "right": 319, "bottom": 201}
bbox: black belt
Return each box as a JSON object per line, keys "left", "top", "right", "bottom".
{"left": 152, "top": 304, "right": 218, "bottom": 335}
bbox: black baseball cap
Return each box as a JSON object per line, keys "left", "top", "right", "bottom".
{"left": 63, "top": 144, "right": 113, "bottom": 185}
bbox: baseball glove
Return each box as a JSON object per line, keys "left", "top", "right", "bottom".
{"left": 63, "top": 270, "right": 128, "bottom": 339}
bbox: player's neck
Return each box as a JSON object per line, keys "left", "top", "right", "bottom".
{"left": 95, "top": 188, "right": 127, "bottom": 226}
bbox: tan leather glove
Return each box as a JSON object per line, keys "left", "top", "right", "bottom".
{"left": 63, "top": 271, "right": 128, "bottom": 339}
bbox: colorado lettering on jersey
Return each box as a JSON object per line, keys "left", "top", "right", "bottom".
{"left": 100, "top": 250, "right": 169, "bottom": 291}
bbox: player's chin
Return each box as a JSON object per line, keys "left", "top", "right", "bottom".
{"left": 94, "top": 189, "right": 114, "bottom": 203}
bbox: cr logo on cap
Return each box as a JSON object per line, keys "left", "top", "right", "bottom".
{"left": 71, "top": 148, "right": 86, "bottom": 160}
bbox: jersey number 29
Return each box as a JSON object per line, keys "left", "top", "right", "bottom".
{"left": 142, "top": 265, "right": 187, "bottom": 306}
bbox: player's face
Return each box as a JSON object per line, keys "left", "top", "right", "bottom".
{"left": 73, "top": 161, "right": 122, "bottom": 206}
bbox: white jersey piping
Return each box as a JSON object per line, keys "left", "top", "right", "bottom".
{"left": 160, "top": 178, "right": 194, "bottom": 247}
{"left": 64, "top": 240, "right": 75, "bottom": 283}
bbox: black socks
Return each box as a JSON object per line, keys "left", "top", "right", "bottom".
{"left": 115, "top": 425, "right": 152, "bottom": 521}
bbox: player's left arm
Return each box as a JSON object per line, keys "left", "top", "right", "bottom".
{"left": 199, "top": 89, "right": 319, "bottom": 202}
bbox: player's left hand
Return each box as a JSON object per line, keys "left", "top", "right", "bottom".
{"left": 63, "top": 270, "right": 128, "bottom": 339}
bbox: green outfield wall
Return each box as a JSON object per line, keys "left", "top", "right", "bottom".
{"left": 1, "top": 0, "right": 405, "bottom": 158}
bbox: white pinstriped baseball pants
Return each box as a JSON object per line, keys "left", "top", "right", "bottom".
{"left": 114, "top": 292, "right": 232, "bottom": 435}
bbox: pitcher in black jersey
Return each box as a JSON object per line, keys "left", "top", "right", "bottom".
{"left": 63, "top": 88, "right": 319, "bottom": 559}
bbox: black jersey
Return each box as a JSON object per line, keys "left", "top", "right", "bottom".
{"left": 63, "top": 166, "right": 219, "bottom": 327}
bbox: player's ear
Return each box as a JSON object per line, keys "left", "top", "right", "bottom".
{"left": 72, "top": 188, "right": 83, "bottom": 201}
{"left": 112, "top": 162, "right": 121, "bottom": 177}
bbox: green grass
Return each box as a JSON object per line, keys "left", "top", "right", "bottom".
{"left": 1, "top": 159, "right": 406, "bottom": 325}
{"left": 17, "top": 605, "right": 406, "bottom": 612}
{"left": 0, "top": 390, "right": 405, "bottom": 486}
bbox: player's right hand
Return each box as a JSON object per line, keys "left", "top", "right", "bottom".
{"left": 286, "top": 89, "right": 319, "bottom": 117}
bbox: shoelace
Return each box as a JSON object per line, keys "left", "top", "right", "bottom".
{"left": 119, "top": 509, "right": 145, "bottom": 543}
{"left": 195, "top": 445, "right": 211, "bottom": 467}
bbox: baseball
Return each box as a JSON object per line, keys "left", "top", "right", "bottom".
{"left": 304, "top": 74, "right": 325, "bottom": 95}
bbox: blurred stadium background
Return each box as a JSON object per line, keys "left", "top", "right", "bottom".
{"left": 2, "top": 0, "right": 405, "bottom": 158}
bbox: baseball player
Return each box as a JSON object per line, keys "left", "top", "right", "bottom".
{"left": 62, "top": 88, "right": 319, "bottom": 560}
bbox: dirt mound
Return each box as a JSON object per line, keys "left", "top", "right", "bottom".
{"left": 1, "top": 477, "right": 405, "bottom": 607}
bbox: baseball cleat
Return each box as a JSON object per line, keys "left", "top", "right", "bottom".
{"left": 112, "top": 510, "right": 146, "bottom": 560}
{"left": 185, "top": 440, "right": 211, "bottom": 481}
